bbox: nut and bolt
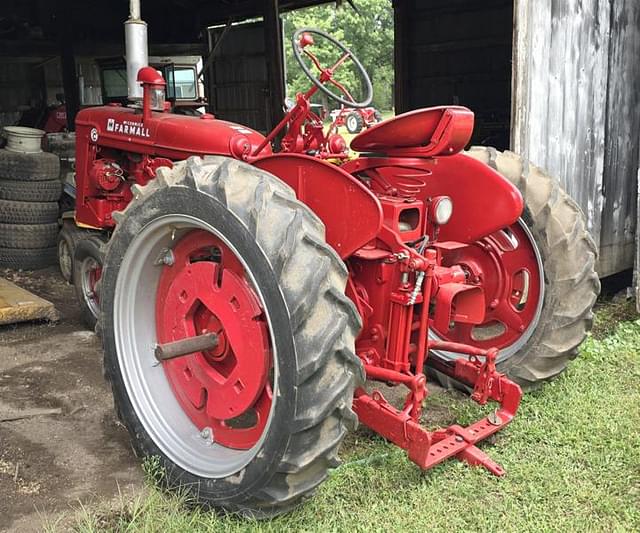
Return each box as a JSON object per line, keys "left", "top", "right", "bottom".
{"left": 200, "top": 427, "right": 213, "bottom": 442}
{"left": 154, "top": 248, "right": 175, "bottom": 266}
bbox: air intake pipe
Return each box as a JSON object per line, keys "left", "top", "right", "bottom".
{"left": 124, "top": 0, "right": 148, "bottom": 101}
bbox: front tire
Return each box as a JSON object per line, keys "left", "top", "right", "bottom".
{"left": 74, "top": 234, "right": 107, "bottom": 329}
{"left": 100, "top": 157, "right": 363, "bottom": 517}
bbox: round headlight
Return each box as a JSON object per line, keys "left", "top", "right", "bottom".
{"left": 432, "top": 196, "right": 453, "bottom": 225}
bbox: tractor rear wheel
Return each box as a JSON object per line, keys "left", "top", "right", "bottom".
{"left": 431, "top": 147, "right": 600, "bottom": 389}
{"left": 100, "top": 156, "right": 363, "bottom": 517}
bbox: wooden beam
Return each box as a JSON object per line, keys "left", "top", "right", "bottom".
{"left": 56, "top": 0, "right": 79, "bottom": 130}
{"left": 393, "top": 0, "right": 409, "bottom": 113}
{"left": 202, "top": 0, "right": 335, "bottom": 26}
{"left": 636, "top": 129, "right": 640, "bottom": 313}
{"left": 263, "top": 0, "right": 286, "bottom": 135}
{"left": 0, "top": 40, "right": 204, "bottom": 59}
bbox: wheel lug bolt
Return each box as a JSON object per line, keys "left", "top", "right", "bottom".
{"left": 200, "top": 427, "right": 213, "bottom": 441}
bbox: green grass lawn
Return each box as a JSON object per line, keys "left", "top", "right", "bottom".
{"left": 65, "top": 299, "right": 640, "bottom": 532}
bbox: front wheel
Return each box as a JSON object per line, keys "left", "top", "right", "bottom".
{"left": 100, "top": 157, "right": 363, "bottom": 517}
{"left": 73, "top": 234, "right": 107, "bottom": 329}
{"left": 431, "top": 148, "right": 600, "bottom": 389}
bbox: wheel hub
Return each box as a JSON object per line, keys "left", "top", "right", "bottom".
{"left": 156, "top": 230, "right": 272, "bottom": 450}
{"left": 81, "top": 257, "right": 102, "bottom": 314}
{"left": 432, "top": 220, "right": 544, "bottom": 360}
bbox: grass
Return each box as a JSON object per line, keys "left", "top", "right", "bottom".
{"left": 65, "top": 304, "right": 640, "bottom": 532}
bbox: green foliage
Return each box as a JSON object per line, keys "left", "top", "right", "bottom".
{"left": 283, "top": 0, "right": 394, "bottom": 111}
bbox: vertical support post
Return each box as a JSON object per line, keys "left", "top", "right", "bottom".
{"left": 393, "top": 0, "right": 409, "bottom": 114}
{"left": 263, "top": 0, "right": 286, "bottom": 135}
{"left": 57, "top": 0, "right": 79, "bottom": 131}
{"left": 635, "top": 141, "right": 640, "bottom": 313}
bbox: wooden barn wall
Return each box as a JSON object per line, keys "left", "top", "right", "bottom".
{"left": 0, "top": 60, "right": 42, "bottom": 128}
{"left": 512, "top": 0, "right": 640, "bottom": 277}
{"left": 207, "top": 22, "right": 270, "bottom": 133}
{"left": 600, "top": 0, "right": 640, "bottom": 277}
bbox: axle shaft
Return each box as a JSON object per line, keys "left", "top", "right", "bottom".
{"left": 155, "top": 333, "right": 219, "bottom": 361}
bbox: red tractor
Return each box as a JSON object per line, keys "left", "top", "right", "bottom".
{"left": 330, "top": 105, "right": 383, "bottom": 133}
{"left": 67, "top": 27, "right": 598, "bottom": 517}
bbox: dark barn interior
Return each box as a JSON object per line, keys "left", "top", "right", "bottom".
{"left": 394, "top": 0, "right": 514, "bottom": 149}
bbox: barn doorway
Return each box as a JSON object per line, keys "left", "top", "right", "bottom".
{"left": 395, "top": 0, "right": 514, "bottom": 150}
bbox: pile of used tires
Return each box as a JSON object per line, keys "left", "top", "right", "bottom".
{"left": 0, "top": 127, "right": 61, "bottom": 269}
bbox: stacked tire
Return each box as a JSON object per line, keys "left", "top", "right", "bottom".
{"left": 0, "top": 149, "right": 61, "bottom": 269}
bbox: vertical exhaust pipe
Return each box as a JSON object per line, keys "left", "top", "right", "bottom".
{"left": 124, "top": 0, "right": 148, "bottom": 101}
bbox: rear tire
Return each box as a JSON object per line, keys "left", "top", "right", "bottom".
{"left": 433, "top": 147, "right": 600, "bottom": 389}
{"left": 345, "top": 112, "right": 364, "bottom": 134}
{"left": 100, "top": 156, "right": 364, "bottom": 517}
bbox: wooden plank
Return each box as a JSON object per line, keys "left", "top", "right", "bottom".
{"left": 393, "top": 0, "right": 409, "bottom": 114}
{"left": 511, "top": 0, "right": 610, "bottom": 265}
{"left": 0, "top": 278, "right": 58, "bottom": 326}
{"left": 263, "top": 0, "right": 286, "bottom": 134}
{"left": 636, "top": 140, "right": 640, "bottom": 313}
{"left": 55, "top": 0, "right": 80, "bottom": 131}
{"left": 600, "top": 0, "right": 640, "bottom": 277}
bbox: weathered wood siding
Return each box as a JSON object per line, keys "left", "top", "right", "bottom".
{"left": 512, "top": 0, "right": 640, "bottom": 277}
{"left": 600, "top": 0, "right": 640, "bottom": 277}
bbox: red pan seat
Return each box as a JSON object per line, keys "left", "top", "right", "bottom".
{"left": 350, "top": 106, "right": 474, "bottom": 157}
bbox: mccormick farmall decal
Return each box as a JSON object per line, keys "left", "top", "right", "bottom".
{"left": 106, "top": 118, "right": 151, "bottom": 138}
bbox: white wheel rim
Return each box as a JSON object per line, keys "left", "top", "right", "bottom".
{"left": 113, "top": 214, "right": 278, "bottom": 478}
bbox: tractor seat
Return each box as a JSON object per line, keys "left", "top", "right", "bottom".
{"left": 350, "top": 106, "right": 474, "bottom": 157}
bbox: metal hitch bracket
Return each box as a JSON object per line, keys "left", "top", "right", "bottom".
{"left": 353, "top": 346, "right": 522, "bottom": 476}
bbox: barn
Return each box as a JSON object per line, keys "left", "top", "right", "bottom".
{"left": 0, "top": 0, "right": 637, "bottom": 281}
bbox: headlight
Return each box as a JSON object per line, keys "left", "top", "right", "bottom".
{"left": 432, "top": 196, "right": 453, "bottom": 225}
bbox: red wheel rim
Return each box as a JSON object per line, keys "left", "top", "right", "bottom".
{"left": 432, "top": 221, "right": 543, "bottom": 352}
{"left": 155, "top": 230, "right": 273, "bottom": 450}
{"left": 80, "top": 257, "right": 102, "bottom": 317}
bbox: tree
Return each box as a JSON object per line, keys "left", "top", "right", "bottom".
{"left": 283, "top": 0, "right": 394, "bottom": 111}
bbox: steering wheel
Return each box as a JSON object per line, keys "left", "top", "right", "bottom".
{"left": 292, "top": 27, "right": 373, "bottom": 109}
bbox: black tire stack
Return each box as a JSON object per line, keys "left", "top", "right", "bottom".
{"left": 0, "top": 149, "right": 61, "bottom": 269}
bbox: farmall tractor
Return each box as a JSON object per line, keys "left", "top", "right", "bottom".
{"left": 67, "top": 26, "right": 599, "bottom": 516}
{"left": 330, "top": 104, "right": 383, "bottom": 133}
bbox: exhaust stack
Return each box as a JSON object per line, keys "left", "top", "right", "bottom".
{"left": 124, "top": 0, "right": 148, "bottom": 101}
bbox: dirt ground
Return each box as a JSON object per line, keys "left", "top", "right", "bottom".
{"left": 0, "top": 267, "right": 142, "bottom": 532}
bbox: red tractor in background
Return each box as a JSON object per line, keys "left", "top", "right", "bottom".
{"left": 64, "top": 26, "right": 599, "bottom": 517}
{"left": 330, "top": 104, "right": 383, "bottom": 133}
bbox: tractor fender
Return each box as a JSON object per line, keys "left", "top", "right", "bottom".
{"left": 253, "top": 154, "right": 382, "bottom": 258}
{"left": 418, "top": 152, "right": 524, "bottom": 243}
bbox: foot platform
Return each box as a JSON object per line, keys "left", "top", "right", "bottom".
{"left": 353, "top": 347, "right": 522, "bottom": 475}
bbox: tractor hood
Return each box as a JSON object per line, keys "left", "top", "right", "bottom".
{"left": 75, "top": 106, "right": 271, "bottom": 160}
